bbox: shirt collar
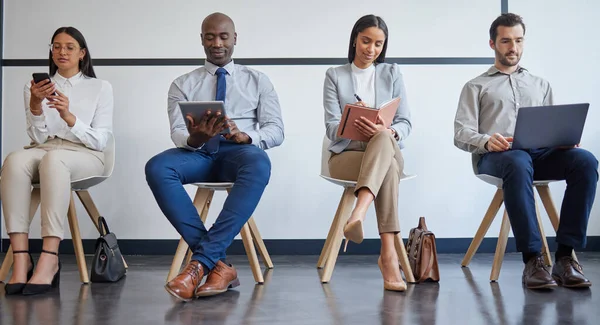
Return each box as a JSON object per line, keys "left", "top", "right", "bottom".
{"left": 205, "top": 60, "right": 235, "bottom": 76}
{"left": 53, "top": 71, "right": 84, "bottom": 86}
{"left": 486, "top": 65, "right": 528, "bottom": 76}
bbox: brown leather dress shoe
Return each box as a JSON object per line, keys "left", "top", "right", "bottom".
{"left": 522, "top": 255, "right": 558, "bottom": 289}
{"left": 552, "top": 256, "right": 592, "bottom": 288}
{"left": 165, "top": 260, "right": 205, "bottom": 302}
{"left": 195, "top": 261, "right": 240, "bottom": 297}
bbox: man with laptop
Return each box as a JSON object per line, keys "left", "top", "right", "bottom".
{"left": 454, "top": 13, "right": 598, "bottom": 289}
{"left": 145, "top": 12, "right": 284, "bottom": 301}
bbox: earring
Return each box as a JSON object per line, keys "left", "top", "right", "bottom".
{"left": 353, "top": 43, "right": 356, "bottom": 47}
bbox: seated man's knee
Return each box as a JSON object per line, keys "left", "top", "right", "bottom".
{"left": 501, "top": 151, "right": 532, "bottom": 170}
{"left": 145, "top": 151, "right": 174, "bottom": 182}
{"left": 241, "top": 149, "right": 271, "bottom": 183}
{"left": 493, "top": 151, "right": 533, "bottom": 180}
{"left": 573, "top": 149, "right": 599, "bottom": 178}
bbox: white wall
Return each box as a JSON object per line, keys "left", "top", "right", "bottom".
{"left": 2, "top": 0, "right": 599, "bottom": 243}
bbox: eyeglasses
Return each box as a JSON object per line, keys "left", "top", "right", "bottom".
{"left": 49, "top": 43, "right": 81, "bottom": 54}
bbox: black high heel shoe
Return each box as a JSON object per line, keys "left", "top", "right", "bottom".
{"left": 22, "top": 250, "right": 61, "bottom": 296}
{"left": 4, "top": 250, "right": 35, "bottom": 295}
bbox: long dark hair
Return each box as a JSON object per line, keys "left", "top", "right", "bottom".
{"left": 347, "top": 15, "right": 389, "bottom": 64}
{"left": 49, "top": 27, "right": 96, "bottom": 78}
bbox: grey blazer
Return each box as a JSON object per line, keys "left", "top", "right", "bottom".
{"left": 323, "top": 63, "right": 412, "bottom": 153}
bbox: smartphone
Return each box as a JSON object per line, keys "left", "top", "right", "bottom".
{"left": 32, "top": 72, "right": 57, "bottom": 95}
{"left": 32, "top": 72, "right": 51, "bottom": 84}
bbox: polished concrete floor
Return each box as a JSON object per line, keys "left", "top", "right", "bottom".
{"left": 0, "top": 253, "right": 599, "bottom": 325}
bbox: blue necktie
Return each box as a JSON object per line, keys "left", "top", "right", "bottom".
{"left": 203, "top": 67, "right": 227, "bottom": 153}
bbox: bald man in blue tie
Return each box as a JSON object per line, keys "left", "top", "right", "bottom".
{"left": 145, "top": 12, "right": 285, "bottom": 301}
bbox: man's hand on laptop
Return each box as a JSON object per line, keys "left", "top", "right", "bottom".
{"left": 224, "top": 120, "right": 251, "bottom": 144}
{"left": 186, "top": 111, "right": 227, "bottom": 148}
{"left": 486, "top": 133, "right": 513, "bottom": 152}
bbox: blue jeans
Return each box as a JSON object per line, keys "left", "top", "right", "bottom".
{"left": 145, "top": 140, "right": 271, "bottom": 270}
{"left": 478, "top": 148, "right": 598, "bottom": 253}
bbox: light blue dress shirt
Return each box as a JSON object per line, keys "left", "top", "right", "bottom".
{"left": 168, "top": 60, "right": 285, "bottom": 150}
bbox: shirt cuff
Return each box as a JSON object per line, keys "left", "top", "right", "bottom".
{"left": 69, "top": 117, "right": 87, "bottom": 138}
{"left": 478, "top": 135, "right": 492, "bottom": 153}
{"left": 244, "top": 130, "right": 261, "bottom": 148}
{"left": 182, "top": 137, "right": 205, "bottom": 151}
{"left": 28, "top": 111, "right": 47, "bottom": 128}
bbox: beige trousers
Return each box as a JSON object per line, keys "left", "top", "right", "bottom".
{"left": 328, "top": 131, "right": 404, "bottom": 234}
{"left": 1, "top": 139, "right": 104, "bottom": 239}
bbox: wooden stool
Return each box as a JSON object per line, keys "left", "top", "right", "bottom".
{"left": 461, "top": 155, "right": 578, "bottom": 281}
{"left": 316, "top": 136, "right": 416, "bottom": 283}
{"left": 166, "top": 183, "right": 273, "bottom": 284}
{"left": 1, "top": 134, "right": 126, "bottom": 284}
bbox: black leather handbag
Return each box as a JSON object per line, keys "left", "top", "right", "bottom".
{"left": 90, "top": 217, "right": 126, "bottom": 283}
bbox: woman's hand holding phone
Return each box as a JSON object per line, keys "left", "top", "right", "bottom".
{"left": 29, "top": 73, "right": 57, "bottom": 115}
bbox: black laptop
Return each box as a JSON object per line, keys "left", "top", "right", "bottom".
{"left": 512, "top": 103, "right": 589, "bottom": 150}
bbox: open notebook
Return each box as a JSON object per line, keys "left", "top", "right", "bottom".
{"left": 336, "top": 97, "right": 400, "bottom": 142}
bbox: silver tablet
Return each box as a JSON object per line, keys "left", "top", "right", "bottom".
{"left": 179, "top": 101, "right": 230, "bottom": 133}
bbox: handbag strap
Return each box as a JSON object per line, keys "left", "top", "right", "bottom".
{"left": 97, "top": 216, "right": 110, "bottom": 236}
{"left": 418, "top": 216, "right": 428, "bottom": 231}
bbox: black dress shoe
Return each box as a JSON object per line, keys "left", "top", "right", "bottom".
{"left": 4, "top": 251, "right": 35, "bottom": 295}
{"left": 522, "top": 255, "right": 557, "bottom": 289}
{"left": 552, "top": 256, "right": 591, "bottom": 288}
{"left": 22, "top": 250, "right": 61, "bottom": 296}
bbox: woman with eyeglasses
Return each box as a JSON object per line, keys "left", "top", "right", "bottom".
{"left": 1, "top": 26, "right": 113, "bottom": 296}
{"left": 323, "top": 15, "right": 412, "bottom": 291}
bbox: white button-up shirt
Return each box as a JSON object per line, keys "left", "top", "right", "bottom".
{"left": 25, "top": 72, "right": 114, "bottom": 151}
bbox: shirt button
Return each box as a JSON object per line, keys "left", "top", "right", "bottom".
{"left": 516, "top": 103, "right": 520, "bottom": 106}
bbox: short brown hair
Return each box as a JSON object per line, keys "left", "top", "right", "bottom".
{"left": 489, "top": 13, "right": 526, "bottom": 43}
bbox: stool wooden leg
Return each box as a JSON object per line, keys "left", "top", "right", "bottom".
{"left": 536, "top": 186, "right": 560, "bottom": 230}
{"left": 0, "top": 246, "right": 14, "bottom": 283}
{"left": 462, "top": 189, "right": 504, "bottom": 267}
{"left": 537, "top": 186, "right": 579, "bottom": 262}
{"left": 67, "top": 192, "right": 90, "bottom": 284}
{"left": 75, "top": 190, "right": 102, "bottom": 232}
{"left": 247, "top": 217, "right": 273, "bottom": 269}
{"left": 166, "top": 187, "right": 213, "bottom": 283}
{"left": 490, "top": 209, "right": 511, "bottom": 282}
{"left": 184, "top": 249, "right": 193, "bottom": 265}
{"left": 395, "top": 233, "right": 416, "bottom": 283}
{"left": 167, "top": 238, "right": 190, "bottom": 283}
{"left": 29, "top": 188, "right": 41, "bottom": 223}
{"left": 535, "top": 199, "right": 552, "bottom": 266}
{"left": 321, "top": 187, "right": 356, "bottom": 283}
{"left": 76, "top": 190, "right": 128, "bottom": 269}
{"left": 193, "top": 189, "right": 213, "bottom": 222}
{"left": 317, "top": 190, "right": 347, "bottom": 269}
{"left": 241, "top": 223, "right": 263, "bottom": 284}
{"left": 223, "top": 188, "right": 265, "bottom": 283}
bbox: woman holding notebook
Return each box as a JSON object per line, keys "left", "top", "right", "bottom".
{"left": 323, "top": 14, "right": 412, "bottom": 291}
